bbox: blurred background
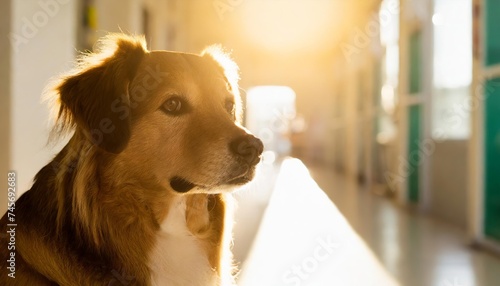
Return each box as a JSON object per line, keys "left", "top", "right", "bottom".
{"left": 1, "top": 0, "right": 500, "bottom": 285}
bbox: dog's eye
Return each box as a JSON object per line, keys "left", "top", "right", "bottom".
{"left": 162, "top": 97, "right": 184, "bottom": 115}
{"left": 225, "top": 100, "right": 235, "bottom": 115}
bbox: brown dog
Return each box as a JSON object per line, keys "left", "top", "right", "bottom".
{"left": 0, "top": 34, "right": 263, "bottom": 285}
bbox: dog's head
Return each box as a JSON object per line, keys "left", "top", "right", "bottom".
{"left": 50, "top": 34, "right": 263, "bottom": 194}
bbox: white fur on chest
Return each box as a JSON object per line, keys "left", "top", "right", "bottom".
{"left": 149, "top": 196, "right": 218, "bottom": 286}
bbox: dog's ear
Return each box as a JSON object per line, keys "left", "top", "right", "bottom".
{"left": 55, "top": 34, "right": 147, "bottom": 153}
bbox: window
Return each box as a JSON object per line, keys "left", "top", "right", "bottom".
{"left": 432, "top": 0, "right": 472, "bottom": 140}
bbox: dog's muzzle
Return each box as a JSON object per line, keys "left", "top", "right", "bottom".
{"left": 169, "top": 135, "right": 263, "bottom": 193}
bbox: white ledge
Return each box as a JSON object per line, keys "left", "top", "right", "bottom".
{"left": 238, "top": 158, "right": 399, "bottom": 286}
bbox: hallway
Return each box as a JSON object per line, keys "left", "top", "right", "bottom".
{"left": 309, "top": 164, "right": 500, "bottom": 286}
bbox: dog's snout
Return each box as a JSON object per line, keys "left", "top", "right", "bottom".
{"left": 230, "top": 135, "right": 264, "bottom": 165}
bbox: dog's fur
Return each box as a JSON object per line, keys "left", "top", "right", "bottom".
{"left": 0, "top": 34, "right": 262, "bottom": 285}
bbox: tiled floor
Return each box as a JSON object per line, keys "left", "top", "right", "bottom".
{"left": 309, "top": 163, "right": 500, "bottom": 286}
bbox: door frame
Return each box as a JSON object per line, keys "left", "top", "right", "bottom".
{"left": 397, "top": 0, "right": 433, "bottom": 210}
{"left": 469, "top": 0, "right": 500, "bottom": 253}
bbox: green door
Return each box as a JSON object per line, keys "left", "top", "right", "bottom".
{"left": 408, "top": 105, "right": 421, "bottom": 203}
{"left": 484, "top": 0, "right": 500, "bottom": 241}
{"left": 408, "top": 31, "right": 422, "bottom": 203}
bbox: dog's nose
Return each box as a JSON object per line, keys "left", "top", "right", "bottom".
{"left": 229, "top": 135, "right": 264, "bottom": 165}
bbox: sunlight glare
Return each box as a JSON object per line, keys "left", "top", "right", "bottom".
{"left": 246, "top": 86, "right": 296, "bottom": 157}
{"left": 381, "top": 84, "right": 395, "bottom": 114}
{"left": 241, "top": 0, "right": 340, "bottom": 52}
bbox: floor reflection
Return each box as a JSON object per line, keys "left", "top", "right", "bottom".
{"left": 309, "top": 163, "right": 500, "bottom": 286}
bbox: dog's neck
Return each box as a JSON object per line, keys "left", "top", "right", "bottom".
{"left": 149, "top": 195, "right": 218, "bottom": 285}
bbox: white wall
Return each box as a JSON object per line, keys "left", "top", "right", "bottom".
{"left": 10, "top": 0, "right": 77, "bottom": 195}
{"left": 430, "top": 141, "right": 468, "bottom": 227}
{"left": 95, "top": 0, "right": 142, "bottom": 37}
{"left": 144, "top": 0, "right": 170, "bottom": 50}
{"left": 95, "top": 0, "right": 171, "bottom": 49}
